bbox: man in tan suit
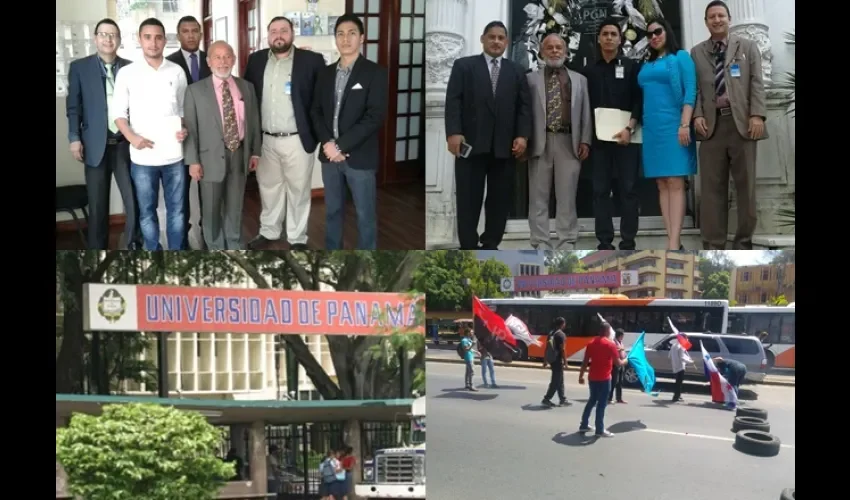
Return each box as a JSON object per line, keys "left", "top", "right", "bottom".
{"left": 183, "top": 41, "right": 262, "bottom": 250}
{"left": 691, "top": 0, "right": 767, "bottom": 250}
{"left": 526, "top": 33, "right": 591, "bottom": 250}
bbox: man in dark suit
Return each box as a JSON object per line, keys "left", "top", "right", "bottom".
{"left": 445, "top": 21, "right": 532, "bottom": 250}
{"left": 183, "top": 41, "right": 262, "bottom": 250}
{"left": 311, "top": 14, "right": 388, "bottom": 250}
{"left": 66, "top": 18, "right": 139, "bottom": 249}
{"left": 243, "top": 16, "right": 326, "bottom": 250}
{"left": 166, "top": 15, "right": 211, "bottom": 248}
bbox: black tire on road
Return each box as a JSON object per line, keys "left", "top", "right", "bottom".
{"left": 623, "top": 366, "right": 640, "bottom": 387}
{"left": 736, "top": 406, "right": 768, "bottom": 420}
{"left": 731, "top": 416, "right": 770, "bottom": 433}
{"left": 780, "top": 488, "right": 795, "bottom": 500}
{"left": 733, "top": 430, "right": 781, "bottom": 457}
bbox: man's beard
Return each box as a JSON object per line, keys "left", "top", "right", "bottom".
{"left": 270, "top": 39, "right": 292, "bottom": 54}
{"left": 544, "top": 55, "right": 566, "bottom": 68}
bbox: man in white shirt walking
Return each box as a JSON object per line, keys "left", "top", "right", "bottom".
{"left": 112, "top": 18, "right": 189, "bottom": 250}
{"left": 669, "top": 333, "right": 694, "bottom": 402}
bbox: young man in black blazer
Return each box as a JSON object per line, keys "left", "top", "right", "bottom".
{"left": 242, "top": 16, "right": 326, "bottom": 250}
{"left": 444, "top": 21, "right": 531, "bottom": 250}
{"left": 310, "top": 14, "right": 389, "bottom": 249}
{"left": 165, "top": 15, "right": 211, "bottom": 248}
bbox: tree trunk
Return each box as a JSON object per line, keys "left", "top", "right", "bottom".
{"left": 56, "top": 253, "right": 86, "bottom": 394}
{"left": 225, "top": 252, "right": 343, "bottom": 399}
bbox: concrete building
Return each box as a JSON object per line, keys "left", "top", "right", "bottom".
{"left": 580, "top": 250, "right": 702, "bottom": 299}
{"left": 477, "top": 249, "right": 547, "bottom": 297}
{"left": 56, "top": 269, "right": 337, "bottom": 401}
{"left": 730, "top": 263, "right": 795, "bottom": 304}
{"left": 425, "top": 0, "right": 795, "bottom": 250}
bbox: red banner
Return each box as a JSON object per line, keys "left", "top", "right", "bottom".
{"left": 134, "top": 285, "right": 423, "bottom": 335}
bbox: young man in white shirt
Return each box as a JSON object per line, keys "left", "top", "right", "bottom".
{"left": 669, "top": 333, "right": 694, "bottom": 402}
{"left": 112, "top": 17, "right": 189, "bottom": 250}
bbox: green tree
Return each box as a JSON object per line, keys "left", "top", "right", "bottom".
{"left": 412, "top": 251, "right": 510, "bottom": 311}
{"left": 546, "top": 251, "right": 586, "bottom": 274}
{"left": 767, "top": 249, "right": 795, "bottom": 265}
{"left": 701, "top": 271, "right": 730, "bottom": 300}
{"left": 770, "top": 295, "right": 789, "bottom": 306}
{"left": 56, "top": 403, "right": 234, "bottom": 500}
{"left": 56, "top": 251, "right": 425, "bottom": 400}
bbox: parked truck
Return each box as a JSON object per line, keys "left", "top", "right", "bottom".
{"left": 355, "top": 396, "right": 425, "bottom": 499}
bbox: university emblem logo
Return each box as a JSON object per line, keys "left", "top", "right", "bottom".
{"left": 97, "top": 288, "right": 126, "bottom": 323}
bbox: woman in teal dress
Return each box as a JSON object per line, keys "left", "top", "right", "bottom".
{"left": 638, "top": 18, "right": 697, "bottom": 250}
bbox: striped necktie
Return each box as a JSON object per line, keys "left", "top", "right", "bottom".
{"left": 104, "top": 63, "right": 118, "bottom": 134}
{"left": 490, "top": 58, "right": 500, "bottom": 96}
{"left": 714, "top": 41, "right": 726, "bottom": 97}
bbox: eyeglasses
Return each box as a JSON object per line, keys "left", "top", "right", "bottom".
{"left": 96, "top": 32, "right": 119, "bottom": 40}
{"left": 648, "top": 28, "right": 664, "bottom": 38}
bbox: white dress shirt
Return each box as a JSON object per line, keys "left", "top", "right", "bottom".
{"left": 669, "top": 341, "right": 693, "bottom": 373}
{"left": 111, "top": 58, "right": 188, "bottom": 166}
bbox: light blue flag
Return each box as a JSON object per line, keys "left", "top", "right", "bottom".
{"left": 626, "top": 332, "right": 658, "bottom": 396}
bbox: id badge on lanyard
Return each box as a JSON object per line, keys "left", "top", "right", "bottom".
{"left": 615, "top": 60, "right": 624, "bottom": 79}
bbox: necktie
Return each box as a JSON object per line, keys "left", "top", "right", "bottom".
{"left": 545, "top": 70, "right": 563, "bottom": 132}
{"left": 104, "top": 63, "right": 118, "bottom": 134}
{"left": 490, "top": 58, "right": 500, "bottom": 96}
{"left": 190, "top": 52, "right": 200, "bottom": 83}
{"left": 221, "top": 80, "right": 240, "bottom": 151}
{"left": 714, "top": 42, "right": 726, "bottom": 97}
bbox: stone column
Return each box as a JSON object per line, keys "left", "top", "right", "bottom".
{"left": 727, "top": 0, "right": 773, "bottom": 84}
{"left": 425, "top": 0, "right": 468, "bottom": 248}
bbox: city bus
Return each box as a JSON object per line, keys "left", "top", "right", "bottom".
{"left": 478, "top": 295, "right": 729, "bottom": 363}
{"left": 726, "top": 305, "right": 795, "bottom": 369}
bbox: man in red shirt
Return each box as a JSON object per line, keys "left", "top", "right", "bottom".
{"left": 578, "top": 319, "right": 628, "bottom": 437}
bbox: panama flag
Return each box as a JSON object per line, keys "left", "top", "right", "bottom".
{"left": 505, "top": 315, "right": 541, "bottom": 347}
{"left": 666, "top": 317, "right": 692, "bottom": 350}
{"left": 596, "top": 313, "right": 616, "bottom": 341}
{"left": 472, "top": 296, "right": 517, "bottom": 347}
{"left": 700, "top": 341, "right": 738, "bottom": 407}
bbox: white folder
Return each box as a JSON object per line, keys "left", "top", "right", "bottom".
{"left": 594, "top": 108, "right": 643, "bottom": 144}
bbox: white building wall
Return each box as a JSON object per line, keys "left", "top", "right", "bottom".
{"left": 425, "top": 0, "right": 795, "bottom": 248}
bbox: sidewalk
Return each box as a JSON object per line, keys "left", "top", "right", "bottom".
{"left": 425, "top": 355, "right": 796, "bottom": 387}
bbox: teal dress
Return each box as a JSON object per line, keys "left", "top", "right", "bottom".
{"left": 637, "top": 50, "right": 698, "bottom": 178}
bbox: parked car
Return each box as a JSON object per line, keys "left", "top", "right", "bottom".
{"left": 623, "top": 333, "right": 768, "bottom": 387}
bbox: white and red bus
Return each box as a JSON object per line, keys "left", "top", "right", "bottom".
{"left": 726, "top": 305, "right": 795, "bottom": 369}
{"left": 477, "top": 295, "right": 729, "bottom": 362}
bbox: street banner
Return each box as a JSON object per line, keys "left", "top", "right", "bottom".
{"left": 82, "top": 283, "right": 424, "bottom": 335}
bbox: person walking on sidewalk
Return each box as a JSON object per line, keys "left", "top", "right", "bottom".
{"left": 578, "top": 320, "right": 628, "bottom": 437}
{"left": 479, "top": 344, "right": 498, "bottom": 388}
{"left": 609, "top": 328, "right": 628, "bottom": 404}
{"left": 542, "top": 317, "right": 570, "bottom": 407}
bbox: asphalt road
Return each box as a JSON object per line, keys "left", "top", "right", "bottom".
{"left": 426, "top": 361, "right": 795, "bottom": 500}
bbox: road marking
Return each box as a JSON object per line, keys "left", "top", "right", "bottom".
{"left": 640, "top": 428, "right": 794, "bottom": 448}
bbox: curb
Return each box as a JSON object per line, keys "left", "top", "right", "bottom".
{"left": 425, "top": 356, "right": 796, "bottom": 387}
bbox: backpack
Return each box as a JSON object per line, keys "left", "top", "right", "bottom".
{"left": 544, "top": 331, "right": 559, "bottom": 364}
{"left": 456, "top": 340, "right": 467, "bottom": 359}
{"left": 320, "top": 459, "right": 336, "bottom": 483}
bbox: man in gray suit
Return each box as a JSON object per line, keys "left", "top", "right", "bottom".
{"left": 526, "top": 33, "right": 591, "bottom": 250}
{"left": 66, "top": 18, "right": 138, "bottom": 249}
{"left": 692, "top": 0, "right": 767, "bottom": 249}
{"left": 183, "top": 41, "right": 261, "bottom": 250}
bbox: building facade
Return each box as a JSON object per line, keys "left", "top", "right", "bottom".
{"left": 729, "top": 263, "right": 795, "bottom": 304}
{"left": 56, "top": 271, "right": 336, "bottom": 401}
{"left": 580, "top": 250, "right": 702, "bottom": 299}
{"left": 425, "top": 0, "right": 796, "bottom": 248}
{"left": 477, "top": 249, "right": 547, "bottom": 297}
